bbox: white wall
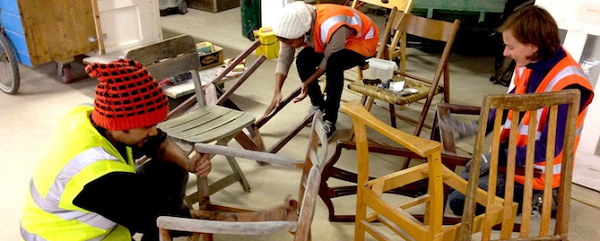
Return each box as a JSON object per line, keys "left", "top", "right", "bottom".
{"left": 537, "top": 0, "right": 600, "bottom": 191}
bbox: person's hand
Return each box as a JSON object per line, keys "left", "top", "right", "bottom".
{"left": 264, "top": 92, "right": 283, "bottom": 117}
{"left": 292, "top": 83, "right": 308, "bottom": 103}
{"left": 187, "top": 152, "right": 211, "bottom": 177}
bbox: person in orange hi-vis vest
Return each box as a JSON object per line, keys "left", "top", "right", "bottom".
{"left": 446, "top": 5, "right": 594, "bottom": 217}
{"left": 266, "top": 1, "right": 379, "bottom": 140}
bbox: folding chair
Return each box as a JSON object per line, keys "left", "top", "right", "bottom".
{"left": 156, "top": 111, "right": 329, "bottom": 241}
{"left": 348, "top": 12, "right": 460, "bottom": 137}
{"left": 125, "top": 35, "right": 256, "bottom": 198}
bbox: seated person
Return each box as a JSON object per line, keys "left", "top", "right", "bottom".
{"left": 446, "top": 5, "right": 594, "bottom": 216}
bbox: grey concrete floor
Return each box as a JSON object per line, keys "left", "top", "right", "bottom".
{"left": 2, "top": 6, "right": 600, "bottom": 241}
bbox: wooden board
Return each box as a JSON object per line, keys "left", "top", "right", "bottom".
{"left": 17, "top": 0, "right": 97, "bottom": 65}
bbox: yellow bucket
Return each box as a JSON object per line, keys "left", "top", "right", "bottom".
{"left": 255, "top": 27, "right": 279, "bottom": 59}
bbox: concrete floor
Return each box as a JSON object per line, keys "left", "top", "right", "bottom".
{"left": 2, "top": 6, "right": 600, "bottom": 241}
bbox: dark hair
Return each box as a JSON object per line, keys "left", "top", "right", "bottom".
{"left": 498, "top": 5, "right": 560, "bottom": 61}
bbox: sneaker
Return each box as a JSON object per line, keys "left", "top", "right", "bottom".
{"left": 323, "top": 120, "right": 337, "bottom": 141}
{"left": 443, "top": 116, "right": 479, "bottom": 139}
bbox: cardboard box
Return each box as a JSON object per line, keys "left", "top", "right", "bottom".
{"left": 199, "top": 45, "right": 223, "bottom": 70}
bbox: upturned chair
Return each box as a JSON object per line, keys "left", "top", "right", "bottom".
{"left": 125, "top": 35, "right": 256, "bottom": 198}
{"left": 156, "top": 111, "right": 329, "bottom": 241}
{"left": 348, "top": 12, "right": 460, "bottom": 137}
{"left": 456, "top": 89, "right": 581, "bottom": 241}
{"left": 343, "top": 100, "right": 509, "bottom": 241}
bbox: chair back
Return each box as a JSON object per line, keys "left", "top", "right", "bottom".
{"left": 125, "top": 35, "right": 207, "bottom": 107}
{"left": 458, "top": 89, "right": 581, "bottom": 240}
{"left": 389, "top": 12, "right": 460, "bottom": 136}
{"left": 392, "top": 12, "right": 459, "bottom": 97}
{"left": 351, "top": 0, "right": 414, "bottom": 69}
{"left": 295, "top": 110, "right": 329, "bottom": 241}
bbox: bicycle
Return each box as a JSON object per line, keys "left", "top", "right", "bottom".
{"left": 0, "top": 22, "right": 20, "bottom": 94}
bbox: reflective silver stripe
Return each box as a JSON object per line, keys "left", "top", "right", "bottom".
{"left": 320, "top": 10, "right": 363, "bottom": 44}
{"left": 516, "top": 66, "right": 525, "bottom": 77}
{"left": 534, "top": 163, "right": 562, "bottom": 174}
{"left": 517, "top": 108, "right": 543, "bottom": 140}
{"left": 21, "top": 225, "right": 47, "bottom": 241}
{"left": 503, "top": 119, "right": 512, "bottom": 129}
{"left": 516, "top": 124, "right": 543, "bottom": 140}
{"left": 21, "top": 225, "right": 105, "bottom": 241}
{"left": 364, "top": 26, "right": 376, "bottom": 40}
{"left": 29, "top": 147, "right": 122, "bottom": 231}
{"left": 544, "top": 66, "right": 586, "bottom": 92}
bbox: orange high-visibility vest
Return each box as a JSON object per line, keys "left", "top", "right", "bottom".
{"left": 500, "top": 51, "right": 594, "bottom": 190}
{"left": 312, "top": 4, "right": 379, "bottom": 57}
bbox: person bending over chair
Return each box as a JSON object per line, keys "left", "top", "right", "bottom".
{"left": 265, "top": 1, "right": 379, "bottom": 140}
{"left": 446, "top": 5, "right": 594, "bottom": 216}
{"left": 20, "top": 59, "right": 212, "bottom": 241}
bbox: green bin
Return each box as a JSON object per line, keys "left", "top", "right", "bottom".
{"left": 241, "top": 0, "right": 261, "bottom": 40}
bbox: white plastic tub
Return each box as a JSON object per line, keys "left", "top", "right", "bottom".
{"left": 363, "top": 58, "right": 397, "bottom": 81}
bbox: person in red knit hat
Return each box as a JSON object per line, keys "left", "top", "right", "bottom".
{"left": 20, "top": 59, "right": 211, "bottom": 241}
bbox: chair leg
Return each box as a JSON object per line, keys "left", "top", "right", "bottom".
{"left": 388, "top": 103, "right": 397, "bottom": 128}
{"left": 159, "top": 227, "right": 172, "bottom": 241}
{"left": 214, "top": 137, "right": 252, "bottom": 192}
{"left": 224, "top": 155, "right": 251, "bottom": 192}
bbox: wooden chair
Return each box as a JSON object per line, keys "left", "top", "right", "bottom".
{"left": 156, "top": 111, "right": 329, "bottom": 241}
{"left": 348, "top": 12, "right": 460, "bottom": 137}
{"left": 456, "top": 89, "right": 581, "bottom": 241}
{"left": 343, "top": 100, "right": 509, "bottom": 241}
{"left": 125, "top": 35, "right": 256, "bottom": 197}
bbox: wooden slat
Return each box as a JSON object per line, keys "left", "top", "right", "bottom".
{"left": 194, "top": 143, "right": 302, "bottom": 168}
{"left": 182, "top": 113, "right": 255, "bottom": 143}
{"left": 157, "top": 216, "right": 297, "bottom": 235}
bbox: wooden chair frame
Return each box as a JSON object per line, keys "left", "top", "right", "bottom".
{"left": 157, "top": 111, "right": 330, "bottom": 241}
{"left": 343, "top": 100, "right": 510, "bottom": 241}
{"left": 457, "top": 90, "right": 581, "bottom": 241}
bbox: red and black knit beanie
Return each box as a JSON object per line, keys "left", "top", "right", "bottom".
{"left": 86, "top": 59, "right": 168, "bottom": 131}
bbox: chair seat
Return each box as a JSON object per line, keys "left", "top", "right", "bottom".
{"left": 348, "top": 79, "right": 443, "bottom": 105}
{"left": 158, "top": 105, "right": 255, "bottom": 144}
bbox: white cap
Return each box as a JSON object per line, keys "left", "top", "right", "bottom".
{"left": 272, "top": 1, "right": 313, "bottom": 39}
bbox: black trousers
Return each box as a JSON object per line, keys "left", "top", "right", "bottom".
{"left": 136, "top": 158, "right": 189, "bottom": 241}
{"left": 296, "top": 47, "right": 368, "bottom": 124}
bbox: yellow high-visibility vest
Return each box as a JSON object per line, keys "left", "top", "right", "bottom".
{"left": 21, "top": 105, "right": 135, "bottom": 240}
